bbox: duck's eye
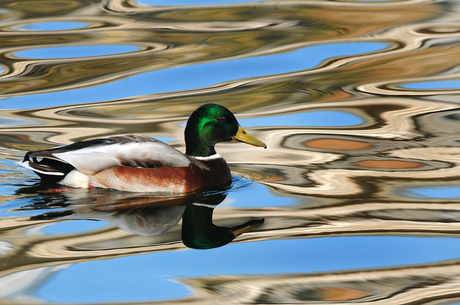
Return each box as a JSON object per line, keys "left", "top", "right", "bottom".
{"left": 219, "top": 116, "right": 227, "bottom": 122}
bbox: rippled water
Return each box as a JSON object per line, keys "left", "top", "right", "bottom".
{"left": 2, "top": 0, "right": 460, "bottom": 304}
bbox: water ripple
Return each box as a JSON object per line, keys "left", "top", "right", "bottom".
{"left": 14, "top": 45, "right": 141, "bottom": 59}
{"left": 10, "top": 21, "right": 91, "bottom": 31}
{"left": 1, "top": 0, "right": 460, "bottom": 303}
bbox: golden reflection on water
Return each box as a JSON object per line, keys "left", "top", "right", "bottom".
{"left": 1, "top": 0, "right": 460, "bottom": 304}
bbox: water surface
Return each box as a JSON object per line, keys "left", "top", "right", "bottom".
{"left": 1, "top": 0, "right": 460, "bottom": 304}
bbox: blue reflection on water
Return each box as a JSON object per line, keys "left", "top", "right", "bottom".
{"left": 138, "top": 0, "right": 264, "bottom": 4}
{"left": 140, "top": 0, "right": 392, "bottom": 3}
{"left": 12, "top": 21, "right": 90, "bottom": 31}
{"left": 43, "top": 220, "right": 109, "bottom": 235}
{"left": 225, "top": 182, "right": 296, "bottom": 208}
{"left": 403, "top": 186, "right": 460, "bottom": 199}
{"left": 402, "top": 79, "right": 460, "bottom": 90}
{"left": 2, "top": 42, "right": 387, "bottom": 109}
{"left": 354, "top": 0, "right": 393, "bottom": 2}
{"left": 15, "top": 45, "right": 140, "bottom": 59}
{"left": 239, "top": 110, "right": 363, "bottom": 127}
{"left": 34, "top": 236, "right": 460, "bottom": 303}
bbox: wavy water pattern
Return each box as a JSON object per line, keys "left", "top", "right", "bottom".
{"left": 14, "top": 45, "right": 141, "bottom": 59}
{"left": 0, "top": 0, "right": 460, "bottom": 304}
{"left": 0, "top": 42, "right": 388, "bottom": 109}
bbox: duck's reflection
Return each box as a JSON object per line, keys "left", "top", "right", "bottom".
{"left": 22, "top": 184, "right": 263, "bottom": 249}
{"left": 181, "top": 192, "right": 263, "bottom": 249}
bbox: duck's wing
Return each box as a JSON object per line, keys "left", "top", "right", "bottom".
{"left": 21, "top": 135, "right": 191, "bottom": 179}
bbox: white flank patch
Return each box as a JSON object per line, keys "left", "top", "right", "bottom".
{"left": 192, "top": 154, "right": 222, "bottom": 161}
{"left": 60, "top": 169, "right": 90, "bottom": 188}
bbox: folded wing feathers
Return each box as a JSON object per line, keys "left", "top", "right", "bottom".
{"left": 21, "top": 135, "right": 191, "bottom": 180}
{"left": 40, "top": 141, "right": 190, "bottom": 175}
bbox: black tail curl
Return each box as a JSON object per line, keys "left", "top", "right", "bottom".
{"left": 23, "top": 152, "right": 75, "bottom": 182}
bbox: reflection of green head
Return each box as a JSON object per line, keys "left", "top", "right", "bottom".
{"left": 185, "top": 104, "right": 239, "bottom": 157}
{"left": 181, "top": 194, "right": 264, "bottom": 249}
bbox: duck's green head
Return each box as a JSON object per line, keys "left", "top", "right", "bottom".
{"left": 185, "top": 103, "right": 266, "bottom": 157}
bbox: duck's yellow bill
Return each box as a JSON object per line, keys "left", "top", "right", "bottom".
{"left": 232, "top": 126, "right": 267, "bottom": 148}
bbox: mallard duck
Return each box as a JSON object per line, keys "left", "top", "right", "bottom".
{"left": 20, "top": 103, "right": 266, "bottom": 193}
